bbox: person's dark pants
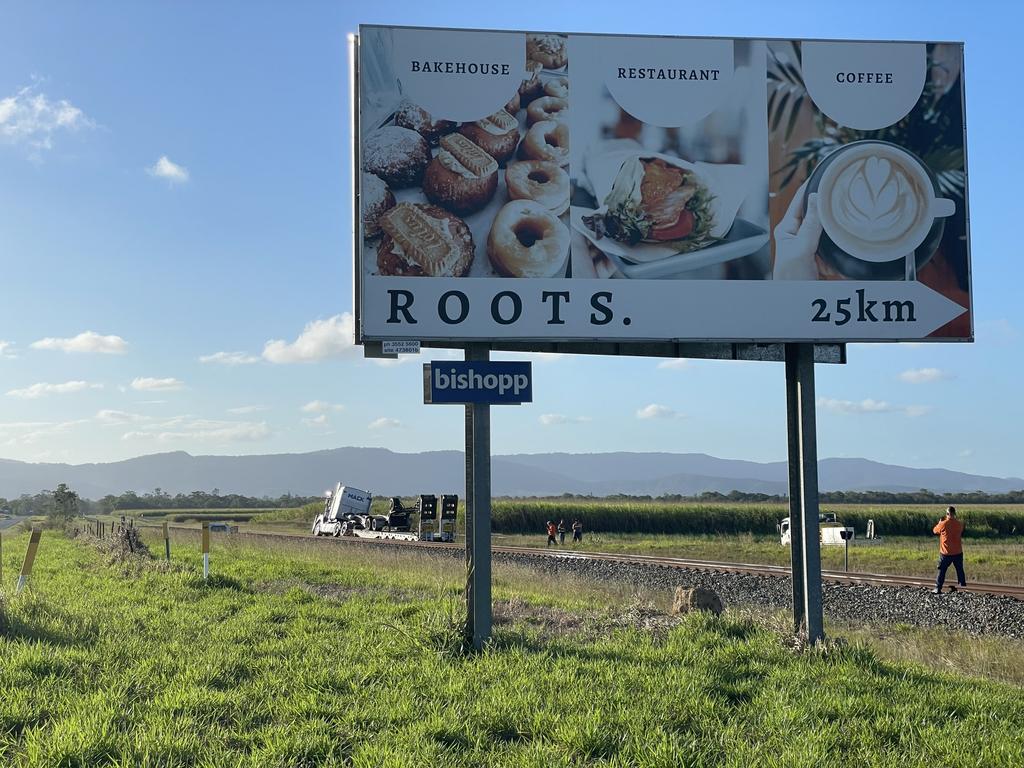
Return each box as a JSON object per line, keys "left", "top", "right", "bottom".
{"left": 558, "top": 532, "right": 565, "bottom": 544}
{"left": 572, "top": 532, "right": 582, "bottom": 543}
{"left": 936, "top": 552, "right": 966, "bottom": 590}
{"left": 547, "top": 535, "right": 556, "bottom": 546}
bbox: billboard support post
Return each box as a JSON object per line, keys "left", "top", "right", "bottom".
{"left": 785, "top": 343, "right": 824, "bottom": 643}
{"left": 464, "top": 343, "right": 492, "bottom": 650}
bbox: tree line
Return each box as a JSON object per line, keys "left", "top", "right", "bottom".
{"left": 512, "top": 488, "right": 1024, "bottom": 504}
{"left": 0, "top": 488, "right": 321, "bottom": 517}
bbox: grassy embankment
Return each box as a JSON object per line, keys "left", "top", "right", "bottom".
{"left": 1, "top": 528, "right": 1024, "bottom": 766}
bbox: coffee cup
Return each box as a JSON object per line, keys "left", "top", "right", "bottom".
{"left": 804, "top": 141, "right": 956, "bottom": 279}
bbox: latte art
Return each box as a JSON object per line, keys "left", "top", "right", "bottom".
{"left": 828, "top": 156, "right": 924, "bottom": 245}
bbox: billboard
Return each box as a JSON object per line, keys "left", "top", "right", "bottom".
{"left": 355, "top": 26, "right": 971, "bottom": 344}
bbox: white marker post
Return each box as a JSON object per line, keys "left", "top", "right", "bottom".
{"left": 201, "top": 522, "right": 210, "bottom": 581}
{"left": 16, "top": 528, "right": 42, "bottom": 594}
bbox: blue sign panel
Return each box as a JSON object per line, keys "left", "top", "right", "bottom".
{"left": 424, "top": 361, "right": 532, "bottom": 404}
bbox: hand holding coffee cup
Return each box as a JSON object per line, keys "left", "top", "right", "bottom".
{"left": 773, "top": 180, "right": 823, "bottom": 280}
{"left": 804, "top": 141, "right": 956, "bottom": 280}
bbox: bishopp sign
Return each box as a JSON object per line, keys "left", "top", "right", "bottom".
{"left": 423, "top": 361, "right": 533, "bottom": 404}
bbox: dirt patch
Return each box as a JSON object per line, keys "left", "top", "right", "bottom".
{"left": 493, "top": 596, "right": 682, "bottom": 642}
{"left": 255, "top": 578, "right": 427, "bottom": 604}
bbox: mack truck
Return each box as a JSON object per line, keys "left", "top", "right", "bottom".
{"left": 311, "top": 483, "right": 457, "bottom": 542}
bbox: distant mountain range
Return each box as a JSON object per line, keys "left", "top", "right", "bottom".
{"left": 1, "top": 448, "right": 1021, "bottom": 499}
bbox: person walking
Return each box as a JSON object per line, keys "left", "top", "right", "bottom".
{"left": 933, "top": 505, "right": 967, "bottom": 594}
{"left": 546, "top": 520, "right": 557, "bottom": 547}
{"left": 557, "top": 519, "right": 567, "bottom": 546}
{"left": 571, "top": 518, "right": 583, "bottom": 544}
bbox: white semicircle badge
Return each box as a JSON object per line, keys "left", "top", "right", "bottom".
{"left": 604, "top": 37, "right": 734, "bottom": 128}
{"left": 801, "top": 41, "right": 927, "bottom": 131}
{"left": 392, "top": 28, "right": 525, "bottom": 123}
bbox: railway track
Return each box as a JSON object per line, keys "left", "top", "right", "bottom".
{"left": 203, "top": 527, "right": 1024, "bottom": 601}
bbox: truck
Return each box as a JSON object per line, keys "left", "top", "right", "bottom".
{"left": 778, "top": 511, "right": 855, "bottom": 546}
{"left": 311, "top": 484, "right": 457, "bottom": 542}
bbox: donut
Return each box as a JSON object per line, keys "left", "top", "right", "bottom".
{"left": 505, "top": 161, "right": 569, "bottom": 217}
{"left": 518, "top": 61, "right": 544, "bottom": 105}
{"left": 377, "top": 202, "right": 475, "bottom": 277}
{"left": 543, "top": 77, "right": 569, "bottom": 100}
{"left": 422, "top": 134, "right": 499, "bottom": 216}
{"left": 394, "top": 101, "right": 456, "bottom": 145}
{"left": 526, "top": 34, "right": 567, "bottom": 70}
{"left": 458, "top": 110, "right": 520, "bottom": 165}
{"left": 527, "top": 96, "right": 568, "bottom": 126}
{"left": 361, "top": 172, "right": 396, "bottom": 238}
{"left": 362, "top": 126, "right": 430, "bottom": 188}
{"left": 487, "top": 200, "right": 570, "bottom": 278}
{"left": 504, "top": 90, "right": 521, "bottom": 116}
{"left": 517, "top": 120, "right": 569, "bottom": 166}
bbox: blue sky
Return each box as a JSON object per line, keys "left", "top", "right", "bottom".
{"left": 1, "top": 0, "right": 1021, "bottom": 480}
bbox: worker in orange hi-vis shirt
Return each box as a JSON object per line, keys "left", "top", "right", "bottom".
{"left": 932, "top": 505, "right": 967, "bottom": 595}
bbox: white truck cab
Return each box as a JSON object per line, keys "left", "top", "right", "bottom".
{"left": 779, "top": 512, "right": 854, "bottom": 546}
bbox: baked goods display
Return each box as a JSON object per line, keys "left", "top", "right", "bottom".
{"left": 362, "top": 126, "right": 431, "bottom": 188}
{"left": 505, "top": 161, "right": 570, "bottom": 217}
{"left": 422, "top": 134, "right": 499, "bottom": 215}
{"left": 487, "top": 200, "right": 570, "bottom": 278}
{"left": 377, "top": 202, "right": 475, "bottom": 277}
{"left": 394, "top": 101, "right": 456, "bottom": 145}
{"left": 518, "top": 120, "right": 570, "bottom": 166}
{"left": 361, "top": 32, "right": 571, "bottom": 279}
{"left": 457, "top": 110, "right": 520, "bottom": 165}
{"left": 526, "top": 96, "right": 568, "bottom": 126}
{"left": 361, "top": 172, "right": 396, "bottom": 238}
{"left": 526, "top": 33, "right": 567, "bottom": 70}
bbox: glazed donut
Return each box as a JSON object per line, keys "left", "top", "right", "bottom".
{"left": 377, "top": 202, "right": 475, "bottom": 277}
{"left": 526, "top": 34, "right": 567, "bottom": 70}
{"left": 504, "top": 90, "right": 521, "bottom": 116}
{"left": 527, "top": 96, "right": 568, "bottom": 126}
{"left": 422, "top": 134, "right": 498, "bottom": 216}
{"left": 362, "top": 126, "right": 430, "bottom": 188}
{"left": 458, "top": 110, "right": 520, "bottom": 165}
{"left": 518, "top": 61, "right": 544, "bottom": 105}
{"left": 487, "top": 200, "right": 570, "bottom": 278}
{"left": 505, "top": 161, "right": 569, "bottom": 217}
{"left": 543, "top": 77, "right": 569, "bottom": 100}
{"left": 394, "top": 101, "right": 456, "bottom": 145}
{"left": 518, "top": 120, "right": 569, "bottom": 166}
{"left": 361, "top": 172, "right": 396, "bottom": 238}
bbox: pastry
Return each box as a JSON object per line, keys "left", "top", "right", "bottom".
{"left": 362, "top": 126, "right": 430, "bottom": 188}
{"left": 505, "top": 161, "right": 569, "bottom": 217}
{"left": 504, "top": 90, "right": 521, "bottom": 116}
{"left": 377, "top": 202, "right": 475, "bottom": 277}
{"left": 361, "top": 172, "right": 396, "bottom": 238}
{"left": 422, "top": 133, "right": 499, "bottom": 215}
{"left": 526, "top": 96, "right": 568, "bottom": 126}
{"left": 526, "top": 34, "right": 567, "bottom": 70}
{"left": 487, "top": 199, "right": 570, "bottom": 278}
{"left": 518, "top": 60, "right": 544, "bottom": 105}
{"left": 394, "top": 101, "right": 456, "bottom": 145}
{"left": 458, "top": 109, "right": 520, "bottom": 165}
{"left": 518, "top": 120, "right": 569, "bottom": 166}
{"left": 543, "top": 77, "right": 569, "bottom": 100}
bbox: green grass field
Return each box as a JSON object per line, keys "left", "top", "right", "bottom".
{"left": 1, "top": 528, "right": 1023, "bottom": 766}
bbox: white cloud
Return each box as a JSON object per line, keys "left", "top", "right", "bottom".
{"left": 0, "top": 83, "right": 93, "bottom": 151}
{"left": 959, "top": 449, "right": 973, "bottom": 458}
{"left": 147, "top": 155, "right": 189, "bottom": 183}
{"left": 122, "top": 418, "right": 269, "bottom": 444}
{"left": 369, "top": 417, "right": 402, "bottom": 430}
{"left": 817, "top": 397, "right": 929, "bottom": 417}
{"left": 539, "top": 413, "right": 591, "bottom": 426}
{"left": 303, "top": 414, "right": 329, "bottom": 426}
{"left": 656, "top": 359, "right": 692, "bottom": 370}
{"left": 6, "top": 380, "right": 102, "bottom": 399}
{"left": 301, "top": 400, "right": 344, "bottom": 414}
{"left": 199, "top": 351, "right": 260, "bottom": 365}
{"left": 0, "top": 341, "right": 15, "bottom": 358}
{"left": 227, "top": 405, "right": 266, "bottom": 415}
{"left": 262, "top": 313, "right": 356, "bottom": 364}
{"left": 636, "top": 404, "right": 679, "bottom": 420}
{"left": 9, "top": 419, "right": 89, "bottom": 445}
{"left": 95, "top": 409, "right": 146, "bottom": 425}
{"left": 131, "top": 377, "right": 184, "bottom": 392}
{"left": 31, "top": 331, "right": 128, "bottom": 355}
{"left": 899, "top": 368, "right": 952, "bottom": 384}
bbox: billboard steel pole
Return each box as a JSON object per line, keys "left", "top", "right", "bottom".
{"left": 786, "top": 343, "right": 824, "bottom": 643}
{"left": 784, "top": 344, "right": 805, "bottom": 633}
{"left": 464, "top": 343, "right": 492, "bottom": 650}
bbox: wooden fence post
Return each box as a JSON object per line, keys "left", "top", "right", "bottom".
{"left": 16, "top": 528, "right": 42, "bottom": 594}
{"left": 163, "top": 522, "right": 171, "bottom": 561}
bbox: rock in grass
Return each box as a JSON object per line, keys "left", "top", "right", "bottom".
{"left": 672, "top": 586, "right": 723, "bottom": 616}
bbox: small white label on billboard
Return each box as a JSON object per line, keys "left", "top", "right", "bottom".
{"left": 801, "top": 42, "right": 926, "bottom": 130}
{"left": 588, "top": 36, "right": 734, "bottom": 127}
{"left": 390, "top": 28, "right": 525, "bottom": 122}
{"left": 382, "top": 340, "right": 421, "bottom": 355}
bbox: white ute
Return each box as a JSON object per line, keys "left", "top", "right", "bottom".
{"left": 779, "top": 512, "right": 855, "bottom": 546}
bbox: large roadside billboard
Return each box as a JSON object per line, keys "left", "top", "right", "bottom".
{"left": 354, "top": 26, "right": 971, "bottom": 344}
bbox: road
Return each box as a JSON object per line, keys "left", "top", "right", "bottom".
{"left": 0, "top": 515, "right": 28, "bottom": 531}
